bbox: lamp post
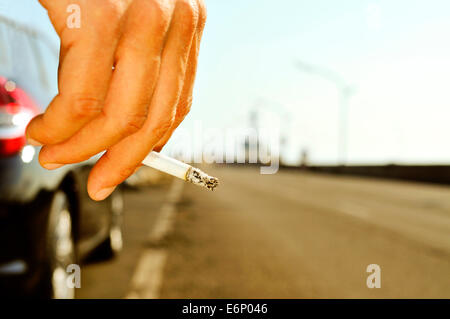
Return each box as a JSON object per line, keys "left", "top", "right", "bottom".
{"left": 295, "top": 60, "right": 355, "bottom": 165}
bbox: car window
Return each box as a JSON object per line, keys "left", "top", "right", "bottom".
{"left": 0, "top": 16, "right": 58, "bottom": 107}
{"left": 0, "top": 24, "right": 12, "bottom": 76}
{"left": 33, "top": 38, "right": 59, "bottom": 95}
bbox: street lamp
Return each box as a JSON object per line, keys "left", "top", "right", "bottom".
{"left": 295, "top": 60, "right": 355, "bottom": 165}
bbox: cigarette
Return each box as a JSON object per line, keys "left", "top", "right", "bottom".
{"left": 142, "top": 151, "right": 219, "bottom": 191}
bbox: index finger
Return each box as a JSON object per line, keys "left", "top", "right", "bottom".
{"left": 26, "top": 5, "right": 122, "bottom": 145}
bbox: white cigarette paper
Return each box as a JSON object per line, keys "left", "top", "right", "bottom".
{"left": 142, "top": 151, "right": 219, "bottom": 191}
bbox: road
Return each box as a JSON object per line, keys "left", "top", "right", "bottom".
{"left": 77, "top": 166, "right": 450, "bottom": 298}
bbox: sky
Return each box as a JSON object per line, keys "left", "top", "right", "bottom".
{"left": 2, "top": 0, "right": 450, "bottom": 165}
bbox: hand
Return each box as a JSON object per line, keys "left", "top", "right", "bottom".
{"left": 27, "top": 0, "right": 206, "bottom": 200}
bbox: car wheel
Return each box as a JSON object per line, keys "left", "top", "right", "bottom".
{"left": 42, "top": 191, "right": 76, "bottom": 299}
{"left": 94, "top": 188, "right": 124, "bottom": 259}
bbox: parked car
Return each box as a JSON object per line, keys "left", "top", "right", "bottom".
{"left": 0, "top": 16, "right": 123, "bottom": 298}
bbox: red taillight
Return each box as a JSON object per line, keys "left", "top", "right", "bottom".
{"left": 0, "top": 136, "right": 26, "bottom": 156}
{"left": 0, "top": 77, "right": 39, "bottom": 157}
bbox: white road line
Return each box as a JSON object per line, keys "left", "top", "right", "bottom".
{"left": 147, "top": 205, "right": 176, "bottom": 243}
{"left": 125, "top": 179, "right": 184, "bottom": 299}
{"left": 336, "top": 202, "right": 370, "bottom": 220}
{"left": 148, "top": 180, "right": 184, "bottom": 243}
{"left": 125, "top": 249, "right": 167, "bottom": 299}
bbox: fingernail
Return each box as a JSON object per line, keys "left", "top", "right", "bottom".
{"left": 42, "top": 163, "right": 64, "bottom": 170}
{"left": 94, "top": 186, "right": 116, "bottom": 201}
{"left": 27, "top": 138, "right": 42, "bottom": 146}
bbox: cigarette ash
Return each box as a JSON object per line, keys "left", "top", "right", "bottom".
{"left": 186, "top": 167, "right": 219, "bottom": 191}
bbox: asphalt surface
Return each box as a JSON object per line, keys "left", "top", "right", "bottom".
{"left": 78, "top": 166, "right": 450, "bottom": 298}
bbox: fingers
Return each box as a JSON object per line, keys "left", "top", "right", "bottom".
{"left": 26, "top": 3, "right": 124, "bottom": 145}
{"left": 152, "top": 38, "right": 198, "bottom": 152}
{"left": 38, "top": 1, "right": 174, "bottom": 167}
{"left": 153, "top": 4, "right": 206, "bottom": 151}
{"left": 87, "top": 0, "right": 200, "bottom": 200}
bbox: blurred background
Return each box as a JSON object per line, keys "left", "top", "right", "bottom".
{"left": 0, "top": 0, "right": 449, "bottom": 298}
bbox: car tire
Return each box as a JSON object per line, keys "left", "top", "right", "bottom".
{"left": 93, "top": 187, "right": 124, "bottom": 260}
{"left": 40, "top": 190, "right": 77, "bottom": 299}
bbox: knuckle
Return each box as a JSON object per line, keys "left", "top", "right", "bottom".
{"left": 71, "top": 96, "right": 103, "bottom": 118}
{"left": 119, "top": 112, "right": 147, "bottom": 136}
{"left": 173, "top": 113, "right": 187, "bottom": 127}
{"left": 102, "top": 152, "right": 136, "bottom": 180}
{"left": 153, "top": 16, "right": 169, "bottom": 35}
{"left": 176, "top": 97, "right": 193, "bottom": 119}
{"left": 151, "top": 118, "right": 174, "bottom": 139}
{"left": 116, "top": 165, "right": 137, "bottom": 181}
{"left": 181, "top": 95, "right": 194, "bottom": 110}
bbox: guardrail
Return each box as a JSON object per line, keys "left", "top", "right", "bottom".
{"left": 303, "top": 164, "right": 450, "bottom": 186}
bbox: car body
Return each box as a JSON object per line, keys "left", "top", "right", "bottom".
{"left": 0, "top": 15, "right": 123, "bottom": 298}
